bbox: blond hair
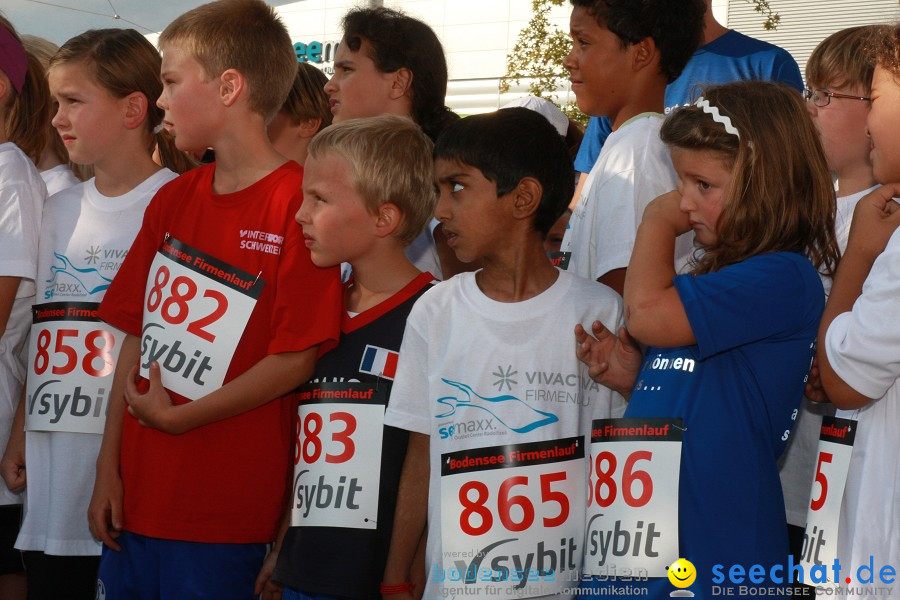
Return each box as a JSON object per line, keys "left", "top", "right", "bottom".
{"left": 807, "top": 26, "right": 878, "bottom": 91}
{"left": 661, "top": 81, "right": 840, "bottom": 277}
{"left": 307, "top": 115, "right": 436, "bottom": 245}
{"left": 159, "top": 0, "right": 295, "bottom": 120}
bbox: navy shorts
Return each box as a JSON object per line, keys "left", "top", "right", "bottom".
{"left": 96, "top": 531, "right": 265, "bottom": 600}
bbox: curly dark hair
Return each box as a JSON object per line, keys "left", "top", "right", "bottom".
{"left": 570, "top": 0, "right": 705, "bottom": 83}
{"left": 342, "top": 7, "right": 459, "bottom": 141}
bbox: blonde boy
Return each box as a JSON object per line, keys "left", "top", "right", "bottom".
{"left": 90, "top": 1, "right": 342, "bottom": 597}
{"left": 254, "top": 115, "right": 438, "bottom": 599}
{"left": 779, "top": 26, "right": 878, "bottom": 562}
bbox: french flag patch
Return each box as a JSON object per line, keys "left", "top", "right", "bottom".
{"left": 359, "top": 345, "right": 399, "bottom": 380}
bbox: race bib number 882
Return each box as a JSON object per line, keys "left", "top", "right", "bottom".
{"left": 140, "top": 237, "right": 263, "bottom": 400}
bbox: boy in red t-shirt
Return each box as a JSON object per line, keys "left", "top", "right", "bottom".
{"left": 89, "top": 1, "right": 341, "bottom": 597}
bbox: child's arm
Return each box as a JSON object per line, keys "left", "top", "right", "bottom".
{"left": 0, "top": 387, "right": 27, "bottom": 493}
{"left": 88, "top": 333, "right": 141, "bottom": 551}
{"left": 623, "top": 191, "right": 695, "bottom": 347}
{"left": 254, "top": 504, "right": 290, "bottom": 600}
{"left": 0, "top": 277, "right": 18, "bottom": 335}
{"left": 575, "top": 320, "right": 642, "bottom": 398}
{"left": 818, "top": 185, "right": 900, "bottom": 409}
{"left": 124, "top": 349, "right": 317, "bottom": 435}
{"left": 383, "top": 432, "right": 430, "bottom": 600}
{"left": 0, "top": 278, "right": 25, "bottom": 491}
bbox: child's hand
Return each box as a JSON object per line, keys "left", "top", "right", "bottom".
{"left": 804, "top": 356, "right": 830, "bottom": 404}
{"left": 88, "top": 461, "right": 123, "bottom": 551}
{"left": 575, "top": 320, "right": 643, "bottom": 398}
{"left": 254, "top": 547, "right": 283, "bottom": 600}
{"left": 642, "top": 190, "right": 692, "bottom": 236}
{"left": 846, "top": 184, "right": 900, "bottom": 261}
{"left": 0, "top": 436, "right": 26, "bottom": 493}
{"left": 125, "top": 363, "right": 184, "bottom": 434}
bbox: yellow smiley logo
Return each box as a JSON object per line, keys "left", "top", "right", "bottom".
{"left": 667, "top": 558, "right": 697, "bottom": 588}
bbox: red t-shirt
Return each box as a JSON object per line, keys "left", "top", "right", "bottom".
{"left": 99, "top": 162, "right": 341, "bottom": 543}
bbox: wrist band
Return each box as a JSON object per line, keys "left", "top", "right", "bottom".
{"left": 380, "top": 582, "right": 415, "bottom": 595}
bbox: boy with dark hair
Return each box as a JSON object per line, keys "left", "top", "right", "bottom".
{"left": 560, "top": 0, "right": 705, "bottom": 294}
{"left": 382, "top": 107, "right": 625, "bottom": 600}
{"left": 572, "top": 0, "right": 803, "bottom": 187}
{"left": 88, "top": 1, "right": 342, "bottom": 597}
{"left": 254, "top": 114, "right": 437, "bottom": 600}
{"left": 267, "top": 62, "right": 333, "bottom": 167}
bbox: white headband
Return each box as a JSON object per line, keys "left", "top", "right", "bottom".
{"left": 695, "top": 97, "right": 740, "bottom": 139}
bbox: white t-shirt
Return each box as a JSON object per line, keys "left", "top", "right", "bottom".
{"left": 0, "top": 142, "right": 46, "bottom": 506}
{"left": 40, "top": 164, "right": 80, "bottom": 198}
{"left": 384, "top": 270, "right": 626, "bottom": 599}
{"left": 404, "top": 218, "right": 442, "bottom": 280}
{"left": 17, "top": 168, "right": 177, "bottom": 555}
{"left": 561, "top": 114, "right": 693, "bottom": 280}
{"left": 778, "top": 185, "right": 879, "bottom": 527}
{"left": 824, "top": 226, "right": 900, "bottom": 596}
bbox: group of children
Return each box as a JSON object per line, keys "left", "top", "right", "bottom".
{"left": 0, "top": 0, "right": 896, "bottom": 599}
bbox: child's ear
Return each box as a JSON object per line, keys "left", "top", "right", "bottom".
{"left": 0, "top": 75, "right": 10, "bottom": 106}
{"left": 631, "top": 36, "right": 659, "bottom": 73}
{"left": 122, "top": 92, "right": 149, "bottom": 130}
{"left": 511, "top": 177, "right": 543, "bottom": 221}
{"left": 219, "top": 68, "right": 245, "bottom": 107}
{"left": 298, "top": 117, "right": 322, "bottom": 139}
{"left": 374, "top": 202, "right": 404, "bottom": 238}
{"left": 389, "top": 68, "right": 413, "bottom": 100}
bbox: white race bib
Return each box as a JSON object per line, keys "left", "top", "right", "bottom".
{"left": 26, "top": 302, "right": 124, "bottom": 434}
{"left": 291, "top": 382, "right": 385, "bottom": 530}
{"left": 799, "top": 414, "right": 856, "bottom": 586}
{"left": 584, "top": 418, "right": 683, "bottom": 578}
{"left": 439, "top": 437, "right": 586, "bottom": 598}
{"left": 140, "top": 237, "right": 263, "bottom": 400}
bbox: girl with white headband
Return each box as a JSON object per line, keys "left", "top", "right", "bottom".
{"left": 576, "top": 80, "right": 839, "bottom": 599}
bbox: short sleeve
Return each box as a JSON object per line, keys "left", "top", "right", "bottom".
{"left": 674, "top": 253, "right": 824, "bottom": 359}
{"left": 772, "top": 50, "right": 804, "bottom": 92}
{"left": 573, "top": 117, "right": 612, "bottom": 174}
{"left": 98, "top": 193, "right": 164, "bottom": 336}
{"left": 267, "top": 197, "right": 341, "bottom": 355}
{"left": 825, "top": 233, "right": 900, "bottom": 400}
{"left": 384, "top": 308, "right": 431, "bottom": 436}
{"left": 0, "top": 180, "right": 43, "bottom": 282}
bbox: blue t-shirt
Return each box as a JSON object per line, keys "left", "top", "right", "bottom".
{"left": 574, "top": 30, "right": 804, "bottom": 173}
{"left": 580, "top": 252, "right": 823, "bottom": 599}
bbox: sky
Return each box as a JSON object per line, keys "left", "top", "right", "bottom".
{"left": 2, "top": 0, "right": 295, "bottom": 45}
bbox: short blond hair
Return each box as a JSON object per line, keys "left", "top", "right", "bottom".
{"left": 159, "top": 0, "right": 295, "bottom": 120}
{"left": 308, "top": 115, "right": 436, "bottom": 245}
{"left": 806, "top": 26, "right": 878, "bottom": 91}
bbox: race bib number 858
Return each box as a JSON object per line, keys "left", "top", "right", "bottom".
{"left": 26, "top": 302, "right": 124, "bottom": 434}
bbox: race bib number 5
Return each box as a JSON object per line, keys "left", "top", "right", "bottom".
{"left": 584, "top": 418, "right": 683, "bottom": 578}
{"left": 800, "top": 414, "right": 856, "bottom": 585}
{"left": 141, "top": 237, "right": 263, "bottom": 400}
{"left": 26, "top": 302, "right": 124, "bottom": 434}
{"left": 440, "top": 437, "right": 586, "bottom": 598}
{"left": 292, "top": 382, "right": 386, "bottom": 530}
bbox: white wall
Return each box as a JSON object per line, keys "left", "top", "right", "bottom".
{"left": 276, "top": 0, "right": 572, "bottom": 114}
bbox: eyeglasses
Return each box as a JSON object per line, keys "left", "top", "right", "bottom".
{"left": 803, "top": 88, "right": 871, "bottom": 107}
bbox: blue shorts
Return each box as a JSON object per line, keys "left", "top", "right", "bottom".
{"left": 96, "top": 531, "right": 266, "bottom": 600}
